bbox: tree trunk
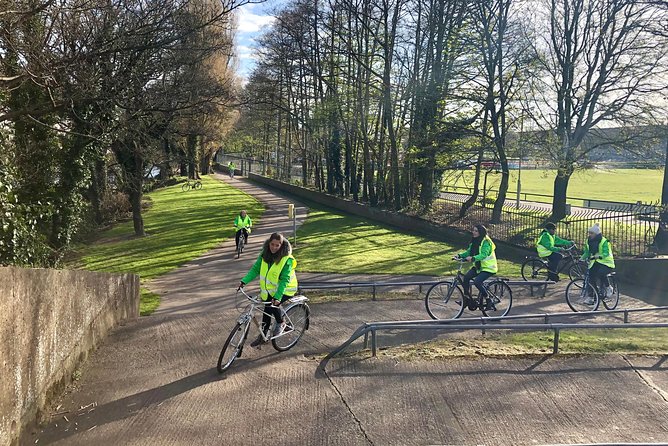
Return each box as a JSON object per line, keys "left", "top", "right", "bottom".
{"left": 656, "top": 131, "right": 668, "bottom": 253}
{"left": 551, "top": 171, "right": 572, "bottom": 221}
{"left": 460, "top": 146, "right": 484, "bottom": 217}
{"left": 491, "top": 157, "right": 509, "bottom": 223}
{"left": 129, "top": 187, "right": 144, "bottom": 236}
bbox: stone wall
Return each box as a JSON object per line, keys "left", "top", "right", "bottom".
{"left": 0, "top": 267, "right": 139, "bottom": 446}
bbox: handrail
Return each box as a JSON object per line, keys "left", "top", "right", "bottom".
{"left": 322, "top": 306, "right": 668, "bottom": 360}
{"left": 299, "top": 278, "right": 554, "bottom": 300}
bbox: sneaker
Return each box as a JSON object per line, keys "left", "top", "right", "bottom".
{"left": 250, "top": 334, "right": 266, "bottom": 347}
{"left": 582, "top": 296, "right": 595, "bottom": 305}
{"left": 273, "top": 321, "right": 287, "bottom": 337}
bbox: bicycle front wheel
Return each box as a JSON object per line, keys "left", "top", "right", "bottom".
{"left": 425, "top": 280, "right": 464, "bottom": 320}
{"left": 521, "top": 258, "right": 549, "bottom": 281}
{"left": 194, "top": 181, "right": 202, "bottom": 190}
{"left": 272, "top": 303, "right": 310, "bottom": 352}
{"left": 217, "top": 322, "right": 249, "bottom": 373}
{"left": 481, "top": 280, "right": 512, "bottom": 318}
{"left": 236, "top": 237, "right": 244, "bottom": 258}
{"left": 181, "top": 182, "right": 190, "bottom": 192}
{"left": 565, "top": 279, "right": 599, "bottom": 312}
{"left": 602, "top": 277, "right": 620, "bottom": 310}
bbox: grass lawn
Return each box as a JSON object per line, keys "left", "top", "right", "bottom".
{"left": 295, "top": 203, "right": 522, "bottom": 278}
{"left": 71, "top": 176, "right": 264, "bottom": 315}
{"left": 443, "top": 168, "right": 664, "bottom": 204}
{"left": 362, "top": 328, "right": 668, "bottom": 359}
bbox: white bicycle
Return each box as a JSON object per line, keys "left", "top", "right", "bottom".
{"left": 217, "top": 288, "right": 310, "bottom": 373}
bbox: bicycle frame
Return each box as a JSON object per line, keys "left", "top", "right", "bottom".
{"left": 236, "top": 288, "right": 305, "bottom": 342}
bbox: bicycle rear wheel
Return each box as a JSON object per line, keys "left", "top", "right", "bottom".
{"left": 521, "top": 258, "right": 549, "bottom": 281}
{"left": 481, "top": 280, "right": 512, "bottom": 318}
{"left": 272, "top": 303, "right": 310, "bottom": 352}
{"left": 217, "top": 322, "right": 249, "bottom": 373}
{"left": 565, "top": 279, "right": 599, "bottom": 312}
{"left": 425, "top": 280, "right": 464, "bottom": 320}
{"left": 567, "top": 262, "right": 584, "bottom": 282}
{"left": 602, "top": 276, "right": 620, "bottom": 310}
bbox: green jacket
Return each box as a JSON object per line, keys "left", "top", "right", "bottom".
{"left": 536, "top": 230, "right": 571, "bottom": 257}
{"left": 241, "top": 255, "right": 295, "bottom": 301}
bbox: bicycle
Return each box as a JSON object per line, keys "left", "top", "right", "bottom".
{"left": 217, "top": 287, "right": 310, "bottom": 373}
{"left": 425, "top": 259, "right": 513, "bottom": 320}
{"left": 236, "top": 228, "right": 250, "bottom": 258}
{"left": 521, "top": 244, "right": 584, "bottom": 282}
{"left": 181, "top": 179, "right": 202, "bottom": 192}
{"left": 565, "top": 266, "right": 620, "bottom": 312}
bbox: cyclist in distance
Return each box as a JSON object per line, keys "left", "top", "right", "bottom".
{"left": 238, "top": 232, "right": 298, "bottom": 347}
{"left": 454, "top": 224, "right": 498, "bottom": 311}
{"left": 581, "top": 223, "right": 615, "bottom": 302}
{"left": 228, "top": 161, "right": 236, "bottom": 178}
{"left": 536, "top": 221, "right": 574, "bottom": 282}
{"left": 234, "top": 210, "right": 252, "bottom": 250}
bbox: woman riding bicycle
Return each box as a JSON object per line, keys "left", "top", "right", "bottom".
{"left": 238, "top": 232, "right": 298, "bottom": 347}
{"left": 234, "top": 210, "right": 252, "bottom": 250}
{"left": 536, "top": 222, "right": 574, "bottom": 282}
{"left": 454, "top": 224, "right": 498, "bottom": 311}
{"left": 581, "top": 224, "right": 615, "bottom": 302}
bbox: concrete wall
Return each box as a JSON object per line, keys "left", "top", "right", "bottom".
{"left": 0, "top": 267, "right": 139, "bottom": 446}
{"left": 248, "top": 173, "right": 534, "bottom": 265}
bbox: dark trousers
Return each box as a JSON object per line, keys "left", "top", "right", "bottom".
{"left": 589, "top": 262, "right": 613, "bottom": 290}
{"left": 261, "top": 296, "right": 285, "bottom": 334}
{"left": 546, "top": 252, "right": 563, "bottom": 274}
{"left": 235, "top": 228, "right": 249, "bottom": 247}
{"left": 463, "top": 268, "right": 494, "bottom": 297}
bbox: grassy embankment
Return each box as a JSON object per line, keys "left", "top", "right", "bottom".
{"left": 72, "top": 176, "right": 264, "bottom": 315}
{"left": 443, "top": 168, "right": 664, "bottom": 204}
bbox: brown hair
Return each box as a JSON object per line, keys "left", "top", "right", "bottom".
{"left": 261, "top": 232, "right": 292, "bottom": 264}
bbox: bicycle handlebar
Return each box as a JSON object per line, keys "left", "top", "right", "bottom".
{"left": 236, "top": 287, "right": 274, "bottom": 305}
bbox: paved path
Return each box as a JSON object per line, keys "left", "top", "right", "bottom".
{"left": 23, "top": 175, "right": 668, "bottom": 445}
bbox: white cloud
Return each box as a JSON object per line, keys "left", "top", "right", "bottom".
{"left": 237, "top": 7, "right": 276, "bottom": 33}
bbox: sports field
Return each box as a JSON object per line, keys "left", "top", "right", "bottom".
{"left": 443, "top": 168, "right": 663, "bottom": 204}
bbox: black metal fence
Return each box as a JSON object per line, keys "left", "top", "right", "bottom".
{"left": 216, "top": 153, "right": 664, "bottom": 258}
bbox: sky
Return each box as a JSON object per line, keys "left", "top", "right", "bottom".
{"left": 235, "top": 1, "right": 284, "bottom": 83}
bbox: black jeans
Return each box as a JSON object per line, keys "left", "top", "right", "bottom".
{"left": 235, "top": 228, "right": 249, "bottom": 248}
{"left": 589, "top": 262, "right": 613, "bottom": 290}
{"left": 546, "top": 252, "right": 563, "bottom": 274}
{"left": 463, "top": 268, "right": 494, "bottom": 297}
{"left": 261, "top": 295, "right": 285, "bottom": 334}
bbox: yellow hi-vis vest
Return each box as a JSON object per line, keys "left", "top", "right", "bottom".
{"left": 234, "top": 215, "right": 252, "bottom": 232}
{"left": 536, "top": 231, "right": 554, "bottom": 258}
{"left": 259, "top": 255, "right": 298, "bottom": 301}
{"left": 478, "top": 237, "right": 498, "bottom": 274}
{"left": 587, "top": 237, "right": 615, "bottom": 269}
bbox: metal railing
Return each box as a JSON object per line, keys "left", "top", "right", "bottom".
{"left": 300, "top": 278, "right": 554, "bottom": 300}
{"left": 323, "top": 306, "right": 668, "bottom": 360}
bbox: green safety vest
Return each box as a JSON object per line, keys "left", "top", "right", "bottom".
{"left": 478, "top": 237, "right": 498, "bottom": 274}
{"left": 586, "top": 237, "right": 615, "bottom": 269}
{"left": 234, "top": 215, "right": 252, "bottom": 232}
{"left": 259, "top": 255, "right": 298, "bottom": 301}
{"left": 536, "top": 231, "right": 554, "bottom": 258}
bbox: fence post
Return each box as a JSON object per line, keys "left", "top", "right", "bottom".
{"left": 371, "top": 329, "right": 377, "bottom": 357}
{"left": 363, "top": 331, "right": 369, "bottom": 349}
{"left": 553, "top": 329, "right": 560, "bottom": 354}
{"left": 372, "top": 284, "right": 377, "bottom": 301}
{"left": 481, "top": 318, "right": 486, "bottom": 335}
{"left": 624, "top": 310, "right": 629, "bottom": 324}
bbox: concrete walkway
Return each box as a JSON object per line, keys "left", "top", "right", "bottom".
{"left": 23, "top": 175, "right": 668, "bottom": 445}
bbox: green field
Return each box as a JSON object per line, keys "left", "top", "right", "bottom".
{"left": 295, "top": 203, "right": 522, "bottom": 277}
{"left": 71, "top": 176, "right": 264, "bottom": 314}
{"left": 443, "top": 168, "right": 664, "bottom": 204}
